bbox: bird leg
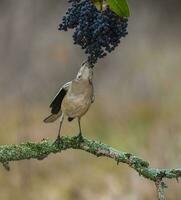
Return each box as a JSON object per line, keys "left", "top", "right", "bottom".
{"left": 54, "top": 113, "right": 64, "bottom": 145}
{"left": 77, "top": 117, "right": 84, "bottom": 142}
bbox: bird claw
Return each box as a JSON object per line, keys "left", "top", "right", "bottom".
{"left": 77, "top": 133, "right": 84, "bottom": 143}
{"left": 53, "top": 135, "right": 61, "bottom": 147}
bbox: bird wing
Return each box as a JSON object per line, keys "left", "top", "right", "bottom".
{"left": 49, "top": 81, "right": 71, "bottom": 114}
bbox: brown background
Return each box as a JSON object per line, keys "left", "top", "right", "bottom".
{"left": 0, "top": 0, "right": 181, "bottom": 199}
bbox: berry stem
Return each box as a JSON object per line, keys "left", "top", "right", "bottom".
{"left": 100, "top": 0, "right": 103, "bottom": 11}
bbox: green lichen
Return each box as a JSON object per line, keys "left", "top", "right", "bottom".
{"left": 0, "top": 135, "right": 180, "bottom": 186}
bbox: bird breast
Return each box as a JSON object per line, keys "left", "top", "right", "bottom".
{"left": 61, "top": 80, "right": 93, "bottom": 118}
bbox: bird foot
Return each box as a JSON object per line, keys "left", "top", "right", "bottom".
{"left": 77, "top": 133, "right": 84, "bottom": 143}
{"left": 53, "top": 135, "right": 62, "bottom": 147}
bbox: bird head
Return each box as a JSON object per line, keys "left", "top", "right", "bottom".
{"left": 76, "top": 61, "right": 93, "bottom": 81}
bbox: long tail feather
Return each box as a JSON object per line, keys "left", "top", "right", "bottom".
{"left": 43, "top": 114, "right": 61, "bottom": 123}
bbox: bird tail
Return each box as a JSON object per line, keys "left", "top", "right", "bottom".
{"left": 43, "top": 113, "right": 61, "bottom": 123}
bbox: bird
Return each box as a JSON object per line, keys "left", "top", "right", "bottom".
{"left": 44, "top": 61, "right": 94, "bottom": 143}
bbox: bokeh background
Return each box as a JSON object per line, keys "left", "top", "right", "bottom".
{"left": 0, "top": 0, "right": 181, "bottom": 199}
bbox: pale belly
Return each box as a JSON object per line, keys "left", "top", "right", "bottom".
{"left": 61, "top": 94, "right": 92, "bottom": 118}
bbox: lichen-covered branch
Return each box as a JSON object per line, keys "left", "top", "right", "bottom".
{"left": 0, "top": 136, "right": 180, "bottom": 198}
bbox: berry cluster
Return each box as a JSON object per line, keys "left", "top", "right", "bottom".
{"left": 59, "top": 0, "right": 128, "bottom": 64}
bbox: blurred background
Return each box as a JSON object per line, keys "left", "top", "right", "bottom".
{"left": 0, "top": 0, "right": 181, "bottom": 199}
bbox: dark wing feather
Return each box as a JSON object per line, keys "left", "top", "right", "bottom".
{"left": 49, "top": 82, "right": 71, "bottom": 114}
{"left": 50, "top": 89, "right": 66, "bottom": 114}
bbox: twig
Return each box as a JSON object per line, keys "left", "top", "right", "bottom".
{"left": 155, "top": 180, "right": 166, "bottom": 200}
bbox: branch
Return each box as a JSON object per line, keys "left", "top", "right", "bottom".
{"left": 0, "top": 136, "right": 180, "bottom": 198}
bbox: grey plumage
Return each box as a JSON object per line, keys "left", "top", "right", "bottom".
{"left": 43, "top": 113, "right": 61, "bottom": 123}
{"left": 44, "top": 61, "right": 94, "bottom": 141}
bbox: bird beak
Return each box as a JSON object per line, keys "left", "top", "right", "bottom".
{"left": 81, "top": 60, "right": 94, "bottom": 68}
{"left": 81, "top": 60, "right": 87, "bottom": 66}
{"left": 88, "top": 63, "right": 94, "bottom": 69}
{"left": 87, "top": 62, "right": 94, "bottom": 69}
